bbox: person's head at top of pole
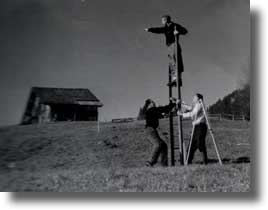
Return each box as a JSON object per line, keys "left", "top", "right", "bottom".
{"left": 193, "top": 93, "right": 204, "bottom": 104}
{"left": 161, "top": 15, "right": 171, "bottom": 25}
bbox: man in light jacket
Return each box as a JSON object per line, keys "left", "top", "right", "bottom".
{"left": 177, "top": 93, "right": 208, "bottom": 164}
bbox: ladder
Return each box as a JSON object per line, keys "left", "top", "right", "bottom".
{"left": 168, "top": 33, "right": 186, "bottom": 166}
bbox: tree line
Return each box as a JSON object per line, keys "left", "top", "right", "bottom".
{"left": 208, "top": 84, "right": 250, "bottom": 120}
{"left": 137, "top": 84, "right": 250, "bottom": 121}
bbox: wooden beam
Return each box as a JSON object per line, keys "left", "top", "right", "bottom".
{"left": 169, "top": 67, "right": 175, "bottom": 166}
{"left": 175, "top": 32, "right": 185, "bottom": 165}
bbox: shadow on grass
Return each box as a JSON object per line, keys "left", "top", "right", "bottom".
{"left": 197, "top": 156, "right": 251, "bottom": 164}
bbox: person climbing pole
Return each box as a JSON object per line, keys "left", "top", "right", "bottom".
{"left": 145, "top": 15, "right": 188, "bottom": 87}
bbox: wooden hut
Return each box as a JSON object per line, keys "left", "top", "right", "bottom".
{"left": 21, "top": 87, "right": 103, "bottom": 124}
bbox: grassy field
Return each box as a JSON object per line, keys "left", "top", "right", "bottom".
{"left": 0, "top": 118, "right": 250, "bottom": 192}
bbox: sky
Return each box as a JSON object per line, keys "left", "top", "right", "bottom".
{"left": 0, "top": 0, "right": 249, "bottom": 125}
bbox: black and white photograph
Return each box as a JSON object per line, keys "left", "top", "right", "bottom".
{"left": 0, "top": 0, "right": 250, "bottom": 192}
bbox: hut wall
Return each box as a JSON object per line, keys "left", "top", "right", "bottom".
{"left": 50, "top": 104, "right": 98, "bottom": 122}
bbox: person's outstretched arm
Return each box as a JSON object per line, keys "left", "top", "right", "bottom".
{"left": 156, "top": 98, "right": 177, "bottom": 115}
{"left": 145, "top": 27, "right": 165, "bottom": 34}
{"left": 181, "top": 103, "right": 201, "bottom": 120}
{"left": 181, "top": 102, "right": 192, "bottom": 111}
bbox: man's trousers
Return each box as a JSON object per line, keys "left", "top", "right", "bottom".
{"left": 167, "top": 43, "right": 184, "bottom": 83}
{"left": 146, "top": 127, "right": 168, "bottom": 166}
{"left": 187, "top": 123, "right": 208, "bottom": 164}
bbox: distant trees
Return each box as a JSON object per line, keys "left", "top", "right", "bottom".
{"left": 208, "top": 84, "right": 250, "bottom": 120}
{"left": 137, "top": 84, "right": 250, "bottom": 121}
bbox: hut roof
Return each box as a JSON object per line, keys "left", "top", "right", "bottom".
{"left": 31, "top": 87, "right": 103, "bottom": 106}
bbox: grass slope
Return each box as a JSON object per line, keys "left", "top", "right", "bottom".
{"left": 0, "top": 119, "right": 250, "bottom": 192}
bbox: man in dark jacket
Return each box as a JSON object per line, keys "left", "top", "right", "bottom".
{"left": 143, "top": 98, "right": 176, "bottom": 167}
{"left": 145, "top": 15, "right": 188, "bottom": 86}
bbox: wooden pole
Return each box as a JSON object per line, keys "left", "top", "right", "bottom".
{"left": 169, "top": 67, "right": 175, "bottom": 166}
{"left": 97, "top": 110, "right": 100, "bottom": 133}
{"left": 175, "top": 31, "right": 185, "bottom": 165}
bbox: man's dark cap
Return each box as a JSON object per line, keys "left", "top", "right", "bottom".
{"left": 144, "top": 99, "right": 156, "bottom": 111}
{"left": 196, "top": 93, "right": 204, "bottom": 101}
{"left": 145, "top": 99, "right": 154, "bottom": 106}
{"left": 162, "top": 15, "right": 171, "bottom": 22}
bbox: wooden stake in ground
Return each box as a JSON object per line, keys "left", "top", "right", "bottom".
{"left": 97, "top": 109, "right": 100, "bottom": 133}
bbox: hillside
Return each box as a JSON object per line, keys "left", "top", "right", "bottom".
{"left": 0, "top": 119, "right": 250, "bottom": 192}
{"left": 208, "top": 84, "right": 250, "bottom": 120}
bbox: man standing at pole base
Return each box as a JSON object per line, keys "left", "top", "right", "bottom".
{"left": 142, "top": 98, "right": 177, "bottom": 167}
{"left": 145, "top": 15, "right": 188, "bottom": 86}
{"left": 177, "top": 94, "right": 208, "bottom": 165}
